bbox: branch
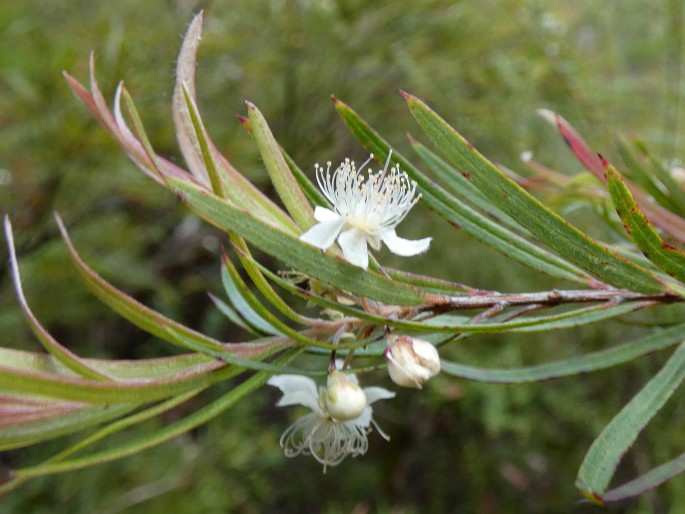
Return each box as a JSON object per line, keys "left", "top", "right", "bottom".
{"left": 428, "top": 289, "right": 682, "bottom": 312}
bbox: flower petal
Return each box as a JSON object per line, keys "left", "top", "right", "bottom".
{"left": 267, "top": 374, "right": 323, "bottom": 414}
{"left": 337, "top": 228, "right": 369, "bottom": 269}
{"left": 366, "top": 233, "right": 382, "bottom": 251}
{"left": 381, "top": 230, "right": 432, "bottom": 257}
{"left": 313, "top": 206, "right": 340, "bottom": 223}
{"left": 299, "top": 217, "right": 345, "bottom": 250}
{"left": 363, "top": 386, "right": 396, "bottom": 404}
{"left": 351, "top": 405, "right": 374, "bottom": 427}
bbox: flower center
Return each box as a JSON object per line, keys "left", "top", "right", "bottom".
{"left": 315, "top": 156, "right": 421, "bottom": 234}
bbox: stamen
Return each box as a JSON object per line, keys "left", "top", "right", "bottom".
{"left": 375, "top": 149, "right": 393, "bottom": 192}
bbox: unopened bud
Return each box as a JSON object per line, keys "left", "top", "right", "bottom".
{"left": 385, "top": 336, "right": 440, "bottom": 389}
{"left": 325, "top": 370, "right": 367, "bottom": 420}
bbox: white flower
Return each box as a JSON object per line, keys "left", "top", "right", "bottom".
{"left": 267, "top": 371, "right": 395, "bottom": 471}
{"left": 299, "top": 153, "right": 432, "bottom": 269}
{"left": 385, "top": 336, "right": 441, "bottom": 389}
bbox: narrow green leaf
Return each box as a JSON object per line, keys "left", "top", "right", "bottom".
{"left": 120, "top": 87, "right": 168, "bottom": 180}
{"left": 238, "top": 115, "right": 325, "bottom": 209}
{"left": 55, "top": 214, "right": 284, "bottom": 358}
{"left": 417, "top": 302, "right": 649, "bottom": 334}
{"left": 421, "top": 186, "right": 592, "bottom": 285}
{"left": 220, "top": 258, "right": 283, "bottom": 336}
{"left": 4, "top": 217, "right": 111, "bottom": 381}
{"left": 7, "top": 349, "right": 302, "bottom": 482}
{"left": 246, "top": 101, "right": 313, "bottom": 230}
{"left": 617, "top": 137, "right": 678, "bottom": 214}
{"left": 207, "top": 293, "right": 254, "bottom": 333}
{"left": 0, "top": 361, "right": 237, "bottom": 404}
{"left": 181, "top": 83, "right": 226, "bottom": 197}
{"left": 168, "top": 178, "right": 432, "bottom": 306}
{"left": 165, "top": 327, "right": 323, "bottom": 374}
{"left": 228, "top": 240, "right": 317, "bottom": 326}
{"left": 441, "top": 323, "right": 685, "bottom": 382}
{"left": 220, "top": 252, "right": 337, "bottom": 350}
{"left": 282, "top": 147, "right": 328, "bottom": 207}
{"left": 576, "top": 342, "right": 685, "bottom": 503}
{"left": 637, "top": 139, "right": 685, "bottom": 215}
{"left": 382, "top": 267, "right": 474, "bottom": 294}
{"left": 245, "top": 254, "right": 650, "bottom": 336}
{"left": 333, "top": 97, "right": 593, "bottom": 285}
{"left": 603, "top": 452, "right": 685, "bottom": 503}
{"left": 0, "top": 347, "right": 211, "bottom": 379}
{"left": 403, "top": 92, "right": 665, "bottom": 293}
{"left": 606, "top": 161, "right": 685, "bottom": 283}
{"left": 0, "top": 403, "right": 139, "bottom": 450}
{"left": 411, "top": 139, "right": 521, "bottom": 231}
{"left": 44, "top": 392, "right": 202, "bottom": 468}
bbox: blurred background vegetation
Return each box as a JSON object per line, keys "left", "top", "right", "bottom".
{"left": 2, "top": 0, "right": 685, "bottom": 512}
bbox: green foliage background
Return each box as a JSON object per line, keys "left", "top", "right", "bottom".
{"left": 1, "top": 0, "right": 685, "bottom": 512}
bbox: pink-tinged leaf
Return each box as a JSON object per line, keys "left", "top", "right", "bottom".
{"left": 4, "top": 217, "right": 112, "bottom": 381}
{"left": 3, "top": 349, "right": 302, "bottom": 489}
{"left": 518, "top": 152, "right": 574, "bottom": 190}
{"left": 54, "top": 213, "right": 288, "bottom": 359}
{"left": 112, "top": 83, "right": 195, "bottom": 185}
{"left": 0, "top": 357, "right": 230, "bottom": 403}
{"left": 538, "top": 109, "right": 603, "bottom": 177}
{"left": 172, "top": 12, "right": 208, "bottom": 183}
{"left": 171, "top": 13, "right": 297, "bottom": 232}
{"left": 63, "top": 57, "right": 190, "bottom": 185}
{"left": 0, "top": 403, "right": 85, "bottom": 427}
{"left": 540, "top": 109, "right": 685, "bottom": 243}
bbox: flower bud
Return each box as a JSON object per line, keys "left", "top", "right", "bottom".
{"left": 325, "top": 370, "right": 367, "bottom": 420}
{"left": 385, "top": 336, "right": 440, "bottom": 389}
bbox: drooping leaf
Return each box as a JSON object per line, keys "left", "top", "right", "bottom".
{"left": 602, "top": 452, "right": 685, "bottom": 503}
{"left": 0, "top": 347, "right": 210, "bottom": 379}
{"left": 0, "top": 360, "right": 237, "bottom": 404}
{"left": 55, "top": 213, "right": 286, "bottom": 358}
{"left": 0, "top": 403, "right": 139, "bottom": 451}
{"left": 3, "top": 349, "right": 301, "bottom": 487}
{"left": 4, "top": 217, "right": 111, "bottom": 381}
{"left": 576, "top": 342, "right": 685, "bottom": 504}
{"left": 441, "top": 323, "right": 685, "bottom": 382}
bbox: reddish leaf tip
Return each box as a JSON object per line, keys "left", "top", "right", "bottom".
{"left": 398, "top": 89, "right": 411, "bottom": 100}
{"left": 236, "top": 115, "right": 251, "bottom": 134}
{"left": 245, "top": 100, "right": 255, "bottom": 110}
{"left": 598, "top": 153, "right": 610, "bottom": 168}
{"left": 405, "top": 132, "right": 417, "bottom": 144}
{"left": 330, "top": 95, "right": 339, "bottom": 104}
{"left": 580, "top": 491, "right": 605, "bottom": 507}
